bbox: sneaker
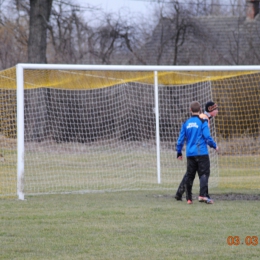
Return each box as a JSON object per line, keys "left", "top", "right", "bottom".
{"left": 205, "top": 198, "right": 214, "bottom": 204}
{"left": 175, "top": 194, "right": 182, "bottom": 201}
{"left": 187, "top": 200, "right": 193, "bottom": 204}
{"left": 198, "top": 196, "right": 214, "bottom": 204}
{"left": 198, "top": 196, "right": 206, "bottom": 202}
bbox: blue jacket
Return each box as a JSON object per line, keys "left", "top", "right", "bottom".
{"left": 176, "top": 115, "right": 217, "bottom": 157}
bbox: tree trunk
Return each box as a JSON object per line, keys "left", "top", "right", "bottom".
{"left": 28, "top": 0, "right": 53, "bottom": 63}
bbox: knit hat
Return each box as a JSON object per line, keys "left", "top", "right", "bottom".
{"left": 205, "top": 101, "right": 218, "bottom": 112}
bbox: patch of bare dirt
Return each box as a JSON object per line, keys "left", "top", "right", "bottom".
{"left": 210, "top": 194, "right": 260, "bottom": 201}
{"left": 153, "top": 193, "right": 260, "bottom": 201}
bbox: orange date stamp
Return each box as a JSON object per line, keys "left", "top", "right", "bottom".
{"left": 227, "top": 236, "right": 258, "bottom": 246}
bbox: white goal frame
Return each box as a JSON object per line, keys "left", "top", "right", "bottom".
{"left": 16, "top": 64, "right": 260, "bottom": 200}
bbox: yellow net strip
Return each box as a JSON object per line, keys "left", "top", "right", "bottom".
{"left": 0, "top": 66, "right": 259, "bottom": 90}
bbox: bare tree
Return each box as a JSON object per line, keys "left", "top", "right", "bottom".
{"left": 28, "top": 0, "right": 53, "bottom": 63}
{"left": 0, "top": 1, "right": 29, "bottom": 69}
{"left": 229, "top": 0, "right": 246, "bottom": 16}
{"left": 0, "top": 0, "right": 153, "bottom": 66}
{"left": 47, "top": 2, "right": 137, "bottom": 65}
{"left": 47, "top": 1, "right": 90, "bottom": 63}
{"left": 87, "top": 13, "right": 144, "bottom": 65}
{"left": 137, "top": 0, "right": 197, "bottom": 65}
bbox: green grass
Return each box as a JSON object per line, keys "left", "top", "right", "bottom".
{"left": 0, "top": 190, "right": 260, "bottom": 260}
{"left": 1, "top": 145, "right": 260, "bottom": 258}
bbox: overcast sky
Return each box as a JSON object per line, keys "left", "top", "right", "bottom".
{"left": 72, "top": 0, "right": 232, "bottom": 18}
{"left": 73, "top": 0, "right": 157, "bottom": 16}
{"left": 67, "top": 0, "right": 239, "bottom": 25}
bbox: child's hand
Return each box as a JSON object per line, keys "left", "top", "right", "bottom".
{"left": 177, "top": 152, "right": 183, "bottom": 160}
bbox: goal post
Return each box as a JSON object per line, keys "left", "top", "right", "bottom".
{"left": 16, "top": 65, "right": 25, "bottom": 200}
{"left": 0, "top": 64, "right": 260, "bottom": 199}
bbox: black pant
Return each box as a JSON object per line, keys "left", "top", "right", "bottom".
{"left": 176, "top": 172, "right": 192, "bottom": 197}
{"left": 185, "top": 155, "right": 210, "bottom": 201}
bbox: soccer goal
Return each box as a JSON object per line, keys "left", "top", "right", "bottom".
{"left": 0, "top": 64, "right": 260, "bottom": 200}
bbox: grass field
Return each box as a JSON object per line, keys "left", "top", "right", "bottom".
{"left": 0, "top": 189, "right": 260, "bottom": 260}
{"left": 1, "top": 143, "right": 260, "bottom": 259}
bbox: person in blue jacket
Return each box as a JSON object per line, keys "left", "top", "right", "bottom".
{"left": 175, "top": 101, "right": 219, "bottom": 201}
{"left": 176, "top": 101, "right": 219, "bottom": 204}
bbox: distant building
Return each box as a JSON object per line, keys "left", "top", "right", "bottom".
{"left": 131, "top": 0, "right": 260, "bottom": 65}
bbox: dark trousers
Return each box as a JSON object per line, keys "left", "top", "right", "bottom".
{"left": 184, "top": 155, "right": 210, "bottom": 201}
{"left": 176, "top": 173, "right": 193, "bottom": 197}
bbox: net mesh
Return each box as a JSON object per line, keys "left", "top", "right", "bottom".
{"left": 0, "top": 67, "right": 259, "bottom": 197}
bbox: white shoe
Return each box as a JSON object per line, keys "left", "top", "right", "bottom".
{"left": 198, "top": 196, "right": 214, "bottom": 204}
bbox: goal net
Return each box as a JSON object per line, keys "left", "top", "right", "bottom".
{"left": 0, "top": 65, "right": 260, "bottom": 199}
